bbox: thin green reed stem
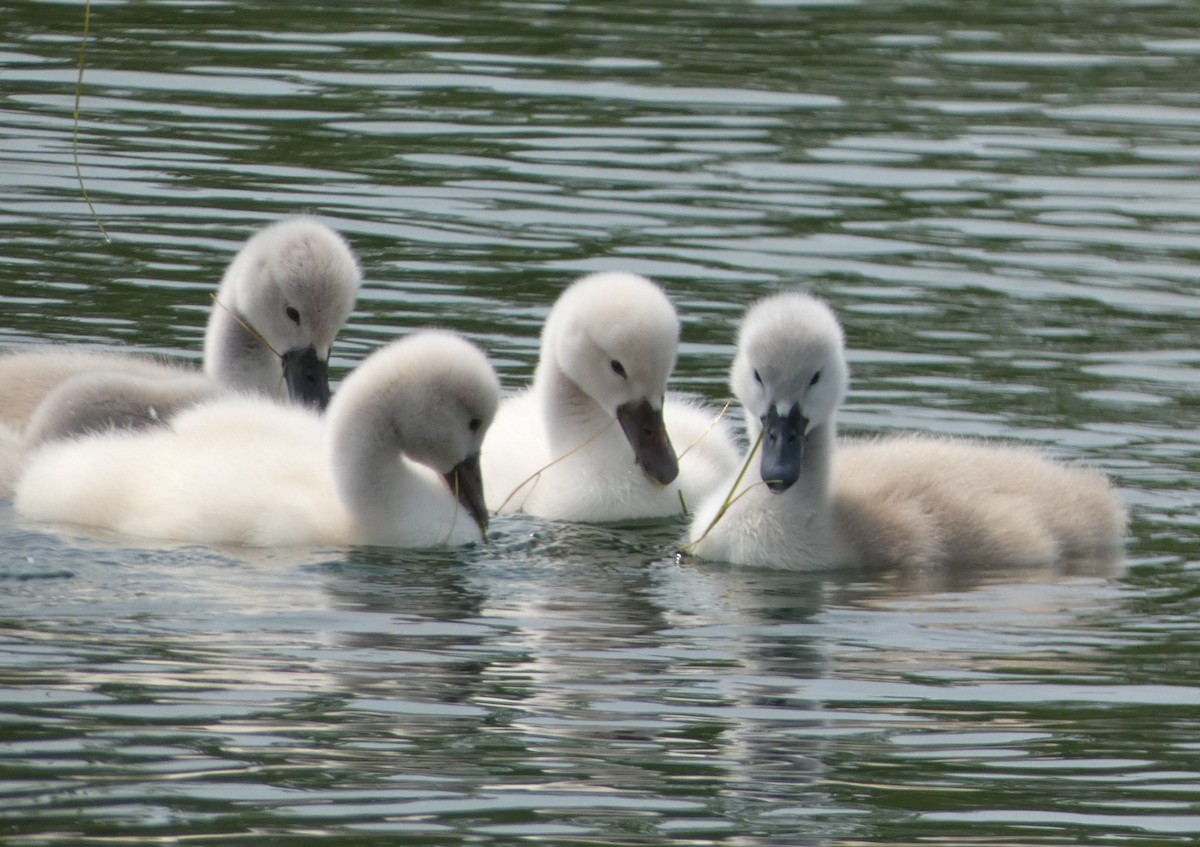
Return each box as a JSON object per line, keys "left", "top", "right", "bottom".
{"left": 73, "top": 0, "right": 111, "bottom": 243}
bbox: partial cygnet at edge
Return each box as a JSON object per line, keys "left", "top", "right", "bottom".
{"left": 0, "top": 216, "right": 361, "bottom": 432}
{"left": 0, "top": 217, "right": 362, "bottom": 493}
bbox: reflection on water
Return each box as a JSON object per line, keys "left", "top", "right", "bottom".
{"left": 1, "top": 0, "right": 1199, "bottom": 843}
{"left": 3, "top": 530, "right": 1190, "bottom": 843}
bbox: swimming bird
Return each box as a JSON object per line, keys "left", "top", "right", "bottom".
{"left": 685, "top": 292, "right": 1127, "bottom": 569}
{"left": 0, "top": 217, "right": 361, "bottom": 496}
{"left": 0, "top": 216, "right": 362, "bottom": 433}
{"left": 202, "top": 215, "right": 361, "bottom": 407}
{"left": 482, "top": 271, "right": 739, "bottom": 521}
{"left": 14, "top": 331, "right": 498, "bottom": 549}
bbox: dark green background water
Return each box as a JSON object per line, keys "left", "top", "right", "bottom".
{"left": 1, "top": 1, "right": 1197, "bottom": 844}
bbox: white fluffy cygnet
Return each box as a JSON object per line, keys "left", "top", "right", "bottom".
{"left": 15, "top": 331, "right": 499, "bottom": 550}
{"left": 0, "top": 216, "right": 361, "bottom": 432}
{"left": 202, "top": 215, "right": 361, "bottom": 406}
{"left": 482, "top": 270, "right": 739, "bottom": 522}
{"left": 685, "top": 292, "right": 1127, "bottom": 570}
{"left": 0, "top": 217, "right": 361, "bottom": 495}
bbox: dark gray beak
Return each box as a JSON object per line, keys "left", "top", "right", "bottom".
{"left": 761, "top": 403, "right": 806, "bottom": 493}
{"left": 616, "top": 398, "right": 679, "bottom": 485}
{"left": 281, "top": 345, "right": 331, "bottom": 410}
{"left": 444, "top": 451, "right": 488, "bottom": 536}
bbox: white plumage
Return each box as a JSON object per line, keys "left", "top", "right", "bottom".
{"left": 0, "top": 217, "right": 360, "bottom": 430}
{"left": 0, "top": 217, "right": 361, "bottom": 494}
{"left": 15, "top": 331, "right": 499, "bottom": 550}
{"left": 201, "top": 216, "right": 361, "bottom": 405}
{"left": 482, "top": 271, "right": 739, "bottom": 522}
{"left": 686, "top": 292, "right": 1127, "bottom": 570}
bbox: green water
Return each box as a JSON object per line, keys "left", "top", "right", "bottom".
{"left": 1, "top": 0, "right": 1198, "bottom": 844}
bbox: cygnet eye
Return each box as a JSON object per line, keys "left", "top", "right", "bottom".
{"left": 753, "top": 369, "right": 763, "bottom": 386}
{"left": 285, "top": 306, "right": 301, "bottom": 325}
{"left": 468, "top": 418, "right": 482, "bottom": 433}
{"left": 610, "top": 359, "right": 627, "bottom": 379}
{"left": 809, "top": 371, "right": 821, "bottom": 387}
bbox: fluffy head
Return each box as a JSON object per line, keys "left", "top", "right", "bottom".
{"left": 329, "top": 331, "right": 499, "bottom": 476}
{"left": 539, "top": 271, "right": 679, "bottom": 413}
{"left": 209, "top": 217, "right": 361, "bottom": 363}
{"left": 732, "top": 291, "right": 849, "bottom": 439}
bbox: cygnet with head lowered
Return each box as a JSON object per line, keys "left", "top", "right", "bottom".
{"left": 685, "top": 291, "right": 1127, "bottom": 570}
{"left": 15, "top": 331, "right": 498, "bottom": 549}
{"left": 0, "top": 216, "right": 360, "bottom": 433}
{"left": 0, "top": 217, "right": 362, "bottom": 494}
{"left": 202, "top": 215, "right": 361, "bottom": 408}
{"left": 482, "top": 270, "right": 739, "bottom": 522}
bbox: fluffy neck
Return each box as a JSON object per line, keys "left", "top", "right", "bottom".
{"left": 790, "top": 420, "right": 836, "bottom": 510}
{"left": 330, "top": 404, "right": 473, "bottom": 547}
{"left": 534, "top": 354, "right": 620, "bottom": 453}
{"left": 204, "top": 307, "right": 281, "bottom": 396}
{"left": 713, "top": 418, "right": 839, "bottom": 567}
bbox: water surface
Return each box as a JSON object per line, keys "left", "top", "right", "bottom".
{"left": 1, "top": 0, "right": 1198, "bottom": 844}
